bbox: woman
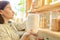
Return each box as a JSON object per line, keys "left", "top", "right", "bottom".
{"left": 0, "top": 1, "right": 36, "bottom": 40}
{"left": 0, "top": 1, "right": 20, "bottom": 40}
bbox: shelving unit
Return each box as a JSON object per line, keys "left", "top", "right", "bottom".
{"left": 27, "top": 0, "right": 60, "bottom": 30}
{"left": 26, "top": 0, "right": 60, "bottom": 40}
{"left": 28, "top": 2, "right": 60, "bottom": 13}
{"left": 37, "top": 28, "right": 60, "bottom": 40}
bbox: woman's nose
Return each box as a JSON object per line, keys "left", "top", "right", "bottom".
{"left": 12, "top": 11, "right": 14, "bottom": 14}
{"left": 12, "top": 11, "right": 14, "bottom": 15}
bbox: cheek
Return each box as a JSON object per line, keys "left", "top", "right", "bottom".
{"left": 4, "top": 10, "right": 14, "bottom": 19}
{"left": 5, "top": 10, "right": 14, "bottom": 16}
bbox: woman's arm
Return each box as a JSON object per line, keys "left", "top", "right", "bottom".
{"left": 14, "top": 21, "right": 26, "bottom": 31}
{"left": 20, "top": 32, "right": 30, "bottom": 40}
{"left": 20, "top": 30, "right": 38, "bottom": 40}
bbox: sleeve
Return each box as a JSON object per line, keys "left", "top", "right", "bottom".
{"left": 14, "top": 21, "right": 26, "bottom": 31}
{"left": 0, "top": 26, "right": 11, "bottom": 40}
{"left": 11, "top": 21, "right": 26, "bottom": 39}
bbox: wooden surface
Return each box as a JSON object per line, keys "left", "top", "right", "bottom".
{"left": 28, "top": 2, "right": 60, "bottom": 13}
{"left": 26, "top": 0, "right": 32, "bottom": 16}
{"left": 52, "top": 19, "right": 60, "bottom": 31}
{"left": 37, "top": 28, "right": 60, "bottom": 38}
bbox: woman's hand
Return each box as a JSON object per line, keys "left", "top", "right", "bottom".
{"left": 20, "top": 32, "right": 31, "bottom": 40}
{"left": 20, "top": 30, "right": 33, "bottom": 40}
{"left": 20, "top": 30, "right": 37, "bottom": 40}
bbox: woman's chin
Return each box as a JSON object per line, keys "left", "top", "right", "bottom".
{"left": 8, "top": 17, "right": 13, "bottom": 19}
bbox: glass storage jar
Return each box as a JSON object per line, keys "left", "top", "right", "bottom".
{"left": 39, "top": 12, "right": 50, "bottom": 29}
{"left": 51, "top": 11, "right": 60, "bottom": 32}
{"left": 26, "top": 12, "right": 40, "bottom": 34}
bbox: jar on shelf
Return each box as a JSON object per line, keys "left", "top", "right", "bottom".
{"left": 51, "top": 10, "right": 60, "bottom": 32}
{"left": 34, "top": 0, "right": 45, "bottom": 9}
{"left": 39, "top": 12, "right": 50, "bottom": 29}
{"left": 45, "top": 0, "right": 52, "bottom": 5}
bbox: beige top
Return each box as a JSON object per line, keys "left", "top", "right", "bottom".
{"left": 0, "top": 22, "right": 20, "bottom": 40}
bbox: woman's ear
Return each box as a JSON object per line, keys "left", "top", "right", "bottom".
{"left": 0, "top": 10, "right": 6, "bottom": 14}
{"left": 0, "top": 10, "right": 2, "bottom": 14}
{"left": 0, "top": 10, "right": 5, "bottom": 14}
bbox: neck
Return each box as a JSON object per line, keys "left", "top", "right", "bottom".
{"left": 4, "top": 18, "right": 9, "bottom": 23}
{"left": 2, "top": 16, "right": 9, "bottom": 23}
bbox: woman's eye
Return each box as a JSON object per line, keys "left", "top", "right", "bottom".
{"left": 7, "top": 7, "right": 11, "bottom": 10}
{"left": 10, "top": 8, "right": 12, "bottom": 10}
{"left": 9, "top": 8, "right": 11, "bottom": 10}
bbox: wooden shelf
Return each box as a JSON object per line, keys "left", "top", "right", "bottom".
{"left": 28, "top": 2, "right": 60, "bottom": 13}
{"left": 38, "top": 28, "right": 60, "bottom": 38}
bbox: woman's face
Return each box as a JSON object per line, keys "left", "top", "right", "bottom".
{"left": 1, "top": 4, "right": 14, "bottom": 19}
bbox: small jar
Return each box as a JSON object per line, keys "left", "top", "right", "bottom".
{"left": 39, "top": 12, "right": 50, "bottom": 29}
{"left": 51, "top": 11, "right": 60, "bottom": 31}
